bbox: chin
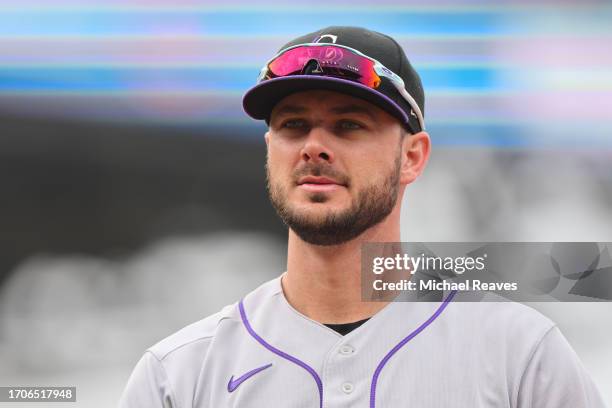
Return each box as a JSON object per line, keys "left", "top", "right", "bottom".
{"left": 298, "top": 189, "right": 348, "bottom": 203}
{"left": 291, "top": 202, "right": 347, "bottom": 219}
{"left": 295, "top": 192, "right": 344, "bottom": 206}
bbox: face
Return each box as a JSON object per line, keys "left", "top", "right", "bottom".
{"left": 264, "top": 89, "right": 408, "bottom": 246}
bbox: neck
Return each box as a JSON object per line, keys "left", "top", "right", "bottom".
{"left": 282, "top": 204, "right": 402, "bottom": 324}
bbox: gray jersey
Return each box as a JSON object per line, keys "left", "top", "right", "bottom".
{"left": 119, "top": 274, "right": 606, "bottom": 408}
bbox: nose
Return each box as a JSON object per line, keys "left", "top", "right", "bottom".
{"left": 300, "top": 126, "right": 334, "bottom": 164}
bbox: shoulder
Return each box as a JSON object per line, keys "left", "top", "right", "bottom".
{"left": 119, "top": 276, "right": 283, "bottom": 408}
{"left": 516, "top": 325, "right": 607, "bottom": 407}
{"left": 147, "top": 302, "right": 238, "bottom": 362}
{"left": 119, "top": 305, "right": 238, "bottom": 408}
{"left": 445, "top": 293, "right": 556, "bottom": 336}
{"left": 148, "top": 274, "right": 283, "bottom": 361}
{"left": 432, "top": 294, "right": 558, "bottom": 370}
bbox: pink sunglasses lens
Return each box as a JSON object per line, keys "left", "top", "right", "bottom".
{"left": 267, "top": 45, "right": 380, "bottom": 88}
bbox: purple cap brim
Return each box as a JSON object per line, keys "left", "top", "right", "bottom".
{"left": 242, "top": 75, "right": 413, "bottom": 132}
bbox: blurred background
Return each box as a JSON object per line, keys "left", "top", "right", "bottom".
{"left": 0, "top": 0, "right": 611, "bottom": 406}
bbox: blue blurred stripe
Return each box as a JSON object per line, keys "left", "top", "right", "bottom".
{"left": 0, "top": 9, "right": 610, "bottom": 37}
{"left": 0, "top": 66, "right": 498, "bottom": 91}
{"left": 0, "top": 10, "right": 499, "bottom": 36}
{"left": 0, "top": 5, "right": 611, "bottom": 148}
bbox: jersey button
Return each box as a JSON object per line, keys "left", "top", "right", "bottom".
{"left": 341, "top": 382, "right": 354, "bottom": 394}
{"left": 339, "top": 345, "right": 355, "bottom": 355}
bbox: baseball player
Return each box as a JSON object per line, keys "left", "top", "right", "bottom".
{"left": 119, "top": 26, "right": 606, "bottom": 407}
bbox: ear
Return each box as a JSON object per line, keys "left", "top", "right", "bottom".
{"left": 400, "top": 131, "right": 431, "bottom": 185}
{"left": 264, "top": 130, "right": 270, "bottom": 147}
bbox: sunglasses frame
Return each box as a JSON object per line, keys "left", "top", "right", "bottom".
{"left": 257, "top": 42, "right": 425, "bottom": 132}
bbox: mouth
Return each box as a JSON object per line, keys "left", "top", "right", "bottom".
{"left": 297, "top": 176, "right": 346, "bottom": 193}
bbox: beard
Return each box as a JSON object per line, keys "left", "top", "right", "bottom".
{"left": 266, "top": 153, "right": 401, "bottom": 246}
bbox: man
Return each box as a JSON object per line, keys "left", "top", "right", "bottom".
{"left": 119, "top": 26, "right": 606, "bottom": 407}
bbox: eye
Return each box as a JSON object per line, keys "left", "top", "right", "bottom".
{"left": 338, "top": 120, "right": 363, "bottom": 130}
{"left": 281, "top": 119, "right": 307, "bottom": 129}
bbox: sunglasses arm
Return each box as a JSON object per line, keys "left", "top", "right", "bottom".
{"left": 374, "top": 64, "right": 425, "bottom": 132}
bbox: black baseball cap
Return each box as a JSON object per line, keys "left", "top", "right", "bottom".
{"left": 242, "top": 26, "right": 425, "bottom": 134}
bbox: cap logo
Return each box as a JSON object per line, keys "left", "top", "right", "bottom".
{"left": 303, "top": 59, "right": 324, "bottom": 75}
{"left": 313, "top": 34, "right": 338, "bottom": 44}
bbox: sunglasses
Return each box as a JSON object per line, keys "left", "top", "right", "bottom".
{"left": 257, "top": 43, "right": 425, "bottom": 132}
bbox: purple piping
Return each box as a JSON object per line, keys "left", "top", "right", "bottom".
{"left": 242, "top": 75, "right": 412, "bottom": 127}
{"left": 369, "top": 290, "right": 458, "bottom": 408}
{"left": 239, "top": 299, "right": 323, "bottom": 408}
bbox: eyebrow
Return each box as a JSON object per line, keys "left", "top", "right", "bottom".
{"left": 272, "top": 103, "right": 377, "bottom": 122}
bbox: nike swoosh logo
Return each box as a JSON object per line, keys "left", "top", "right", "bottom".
{"left": 227, "top": 363, "right": 273, "bottom": 393}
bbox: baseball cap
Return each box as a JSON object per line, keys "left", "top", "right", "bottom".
{"left": 242, "top": 26, "right": 425, "bottom": 134}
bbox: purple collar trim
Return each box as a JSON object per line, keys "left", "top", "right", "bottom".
{"left": 238, "top": 289, "right": 457, "bottom": 408}
{"left": 239, "top": 299, "right": 324, "bottom": 408}
{"left": 369, "top": 290, "right": 458, "bottom": 408}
